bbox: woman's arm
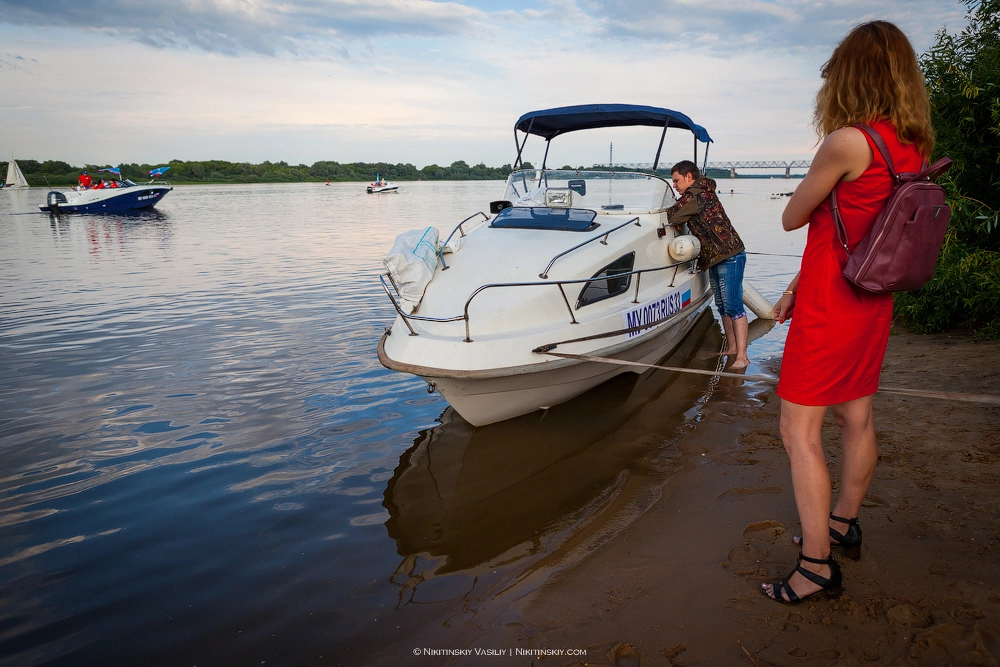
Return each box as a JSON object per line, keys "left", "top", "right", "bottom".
{"left": 781, "top": 127, "right": 874, "bottom": 231}
{"left": 773, "top": 272, "right": 800, "bottom": 323}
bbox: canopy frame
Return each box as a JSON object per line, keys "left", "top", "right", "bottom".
{"left": 511, "top": 104, "right": 712, "bottom": 174}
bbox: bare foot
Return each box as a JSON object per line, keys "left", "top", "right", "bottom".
{"left": 728, "top": 356, "right": 750, "bottom": 370}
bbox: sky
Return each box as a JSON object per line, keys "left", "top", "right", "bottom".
{"left": 0, "top": 0, "right": 969, "bottom": 169}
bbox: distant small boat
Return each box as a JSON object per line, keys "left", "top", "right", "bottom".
{"left": 3, "top": 154, "right": 29, "bottom": 189}
{"left": 367, "top": 173, "right": 398, "bottom": 193}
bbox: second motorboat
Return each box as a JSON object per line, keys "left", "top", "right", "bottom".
{"left": 38, "top": 167, "right": 173, "bottom": 214}
{"left": 378, "top": 104, "right": 724, "bottom": 426}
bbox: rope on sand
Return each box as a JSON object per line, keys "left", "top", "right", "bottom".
{"left": 538, "top": 351, "right": 1000, "bottom": 406}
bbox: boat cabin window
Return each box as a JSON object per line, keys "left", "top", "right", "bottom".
{"left": 490, "top": 206, "right": 599, "bottom": 232}
{"left": 577, "top": 252, "right": 635, "bottom": 308}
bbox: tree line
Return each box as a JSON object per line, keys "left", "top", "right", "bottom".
{"left": 2, "top": 159, "right": 525, "bottom": 187}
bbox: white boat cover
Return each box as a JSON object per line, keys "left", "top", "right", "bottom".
{"left": 383, "top": 227, "right": 440, "bottom": 313}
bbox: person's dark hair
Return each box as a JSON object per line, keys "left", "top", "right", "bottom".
{"left": 670, "top": 160, "right": 700, "bottom": 180}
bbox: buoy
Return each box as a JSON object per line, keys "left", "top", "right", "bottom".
{"left": 743, "top": 280, "right": 774, "bottom": 320}
{"left": 667, "top": 234, "right": 701, "bottom": 262}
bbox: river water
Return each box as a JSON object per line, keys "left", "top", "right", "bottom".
{"left": 0, "top": 179, "right": 805, "bottom": 664}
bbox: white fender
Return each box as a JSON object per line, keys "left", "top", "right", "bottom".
{"left": 743, "top": 280, "right": 774, "bottom": 320}
{"left": 667, "top": 235, "right": 701, "bottom": 262}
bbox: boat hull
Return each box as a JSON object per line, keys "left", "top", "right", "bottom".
{"left": 38, "top": 185, "right": 172, "bottom": 213}
{"left": 367, "top": 185, "right": 398, "bottom": 193}
{"left": 378, "top": 292, "right": 711, "bottom": 426}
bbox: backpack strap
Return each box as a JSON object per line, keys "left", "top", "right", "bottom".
{"left": 830, "top": 186, "right": 851, "bottom": 256}
{"left": 919, "top": 157, "right": 953, "bottom": 181}
{"left": 829, "top": 124, "right": 895, "bottom": 257}
{"left": 856, "top": 124, "right": 897, "bottom": 182}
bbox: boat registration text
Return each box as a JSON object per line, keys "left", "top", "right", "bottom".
{"left": 623, "top": 286, "right": 692, "bottom": 338}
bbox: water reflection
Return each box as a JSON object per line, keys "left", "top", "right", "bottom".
{"left": 383, "top": 311, "right": 722, "bottom": 602}
{"left": 0, "top": 180, "right": 802, "bottom": 663}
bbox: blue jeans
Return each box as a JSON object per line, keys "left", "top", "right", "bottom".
{"left": 709, "top": 251, "right": 746, "bottom": 319}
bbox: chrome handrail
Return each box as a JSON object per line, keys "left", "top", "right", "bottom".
{"left": 539, "top": 216, "right": 641, "bottom": 279}
{"left": 438, "top": 211, "right": 489, "bottom": 271}
{"left": 381, "top": 259, "right": 695, "bottom": 342}
{"left": 379, "top": 274, "right": 467, "bottom": 336}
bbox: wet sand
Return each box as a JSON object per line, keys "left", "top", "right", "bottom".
{"left": 460, "top": 328, "right": 1000, "bottom": 665}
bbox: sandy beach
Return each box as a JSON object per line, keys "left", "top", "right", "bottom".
{"left": 450, "top": 327, "right": 1000, "bottom": 665}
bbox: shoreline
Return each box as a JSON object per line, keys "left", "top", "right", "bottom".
{"left": 449, "top": 327, "right": 1000, "bottom": 664}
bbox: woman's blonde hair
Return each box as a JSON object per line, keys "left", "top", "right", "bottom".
{"left": 814, "top": 21, "right": 934, "bottom": 158}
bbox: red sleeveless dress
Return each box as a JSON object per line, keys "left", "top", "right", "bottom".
{"left": 777, "top": 121, "right": 923, "bottom": 406}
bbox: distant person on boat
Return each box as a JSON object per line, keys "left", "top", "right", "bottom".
{"left": 94, "top": 179, "right": 107, "bottom": 190}
{"left": 667, "top": 160, "right": 749, "bottom": 369}
{"left": 762, "top": 21, "right": 934, "bottom": 605}
{"left": 78, "top": 171, "right": 92, "bottom": 189}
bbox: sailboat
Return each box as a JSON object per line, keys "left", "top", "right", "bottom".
{"left": 3, "top": 155, "right": 29, "bottom": 189}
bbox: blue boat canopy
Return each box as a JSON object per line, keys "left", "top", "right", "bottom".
{"left": 515, "top": 104, "right": 712, "bottom": 144}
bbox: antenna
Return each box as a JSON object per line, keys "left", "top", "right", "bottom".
{"left": 609, "top": 142, "right": 613, "bottom": 168}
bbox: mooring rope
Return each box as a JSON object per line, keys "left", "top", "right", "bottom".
{"left": 744, "top": 251, "right": 804, "bottom": 258}
{"left": 538, "top": 351, "right": 1000, "bottom": 406}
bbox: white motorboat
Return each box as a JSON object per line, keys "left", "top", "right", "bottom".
{"left": 367, "top": 174, "right": 398, "bottom": 193}
{"left": 3, "top": 155, "right": 29, "bottom": 189}
{"left": 378, "top": 104, "right": 717, "bottom": 426}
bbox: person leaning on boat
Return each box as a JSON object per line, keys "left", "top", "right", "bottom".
{"left": 665, "top": 160, "right": 750, "bottom": 369}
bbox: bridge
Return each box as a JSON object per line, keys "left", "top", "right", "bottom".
{"left": 593, "top": 160, "right": 812, "bottom": 178}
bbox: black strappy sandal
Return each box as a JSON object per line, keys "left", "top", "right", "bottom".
{"left": 761, "top": 553, "right": 842, "bottom": 604}
{"left": 793, "top": 513, "right": 862, "bottom": 561}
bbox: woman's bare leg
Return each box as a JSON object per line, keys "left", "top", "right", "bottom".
{"left": 763, "top": 399, "right": 832, "bottom": 600}
{"left": 830, "top": 394, "right": 878, "bottom": 526}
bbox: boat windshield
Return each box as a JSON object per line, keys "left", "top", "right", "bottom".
{"left": 503, "top": 169, "right": 674, "bottom": 213}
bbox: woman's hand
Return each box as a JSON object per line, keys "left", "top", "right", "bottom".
{"left": 774, "top": 292, "right": 795, "bottom": 323}
{"left": 774, "top": 272, "right": 800, "bottom": 323}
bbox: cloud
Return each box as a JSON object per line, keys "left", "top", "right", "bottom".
{"left": 0, "top": 52, "right": 40, "bottom": 73}
{"left": 573, "top": 0, "right": 966, "bottom": 53}
{"left": 0, "top": 0, "right": 486, "bottom": 56}
{"left": 0, "top": 0, "right": 972, "bottom": 166}
{"left": 0, "top": 0, "right": 966, "bottom": 59}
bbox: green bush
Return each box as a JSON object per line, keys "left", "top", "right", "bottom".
{"left": 895, "top": 0, "right": 1000, "bottom": 338}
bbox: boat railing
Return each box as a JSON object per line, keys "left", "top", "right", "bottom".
{"left": 539, "top": 216, "right": 641, "bottom": 279}
{"left": 381, "top": 259, "right": 695, "bottom": 342}
{"left": 438, "top": 212, "right": 490, "bottom": 271}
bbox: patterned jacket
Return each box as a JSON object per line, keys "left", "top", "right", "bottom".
{"left": 666, "top": 176, "right": 745, "bottom": 271}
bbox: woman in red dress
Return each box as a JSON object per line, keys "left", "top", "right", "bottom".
{"left": 762, "top": 21, "right": 934, "bottom": 603}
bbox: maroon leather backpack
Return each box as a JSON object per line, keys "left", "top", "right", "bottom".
{"left": 830, "top": 124, "right": 952, "bottom": 294}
